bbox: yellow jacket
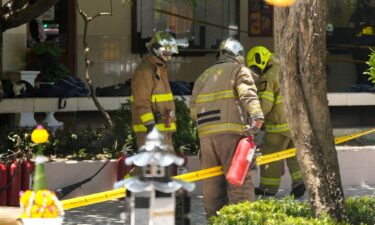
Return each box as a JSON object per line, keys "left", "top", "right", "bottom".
{"left": 190, "top": 54, "right": 264, "bottom": 138}
{"left": 258, "top": 61, "right": 289, "bottom": 136}
{"left": 131, "top": 55, "right": 176, "bottom": 134}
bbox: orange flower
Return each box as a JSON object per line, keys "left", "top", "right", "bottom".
{"left": 19, "top": 190, "right": 64, "bottom": 218}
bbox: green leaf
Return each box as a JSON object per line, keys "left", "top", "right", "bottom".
{"left": 364, "top": 48, "right": 375, "bottom": 85}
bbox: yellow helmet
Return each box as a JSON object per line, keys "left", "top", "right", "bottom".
{"left": 246, "top": 46, "right": 273, "bottom": 72}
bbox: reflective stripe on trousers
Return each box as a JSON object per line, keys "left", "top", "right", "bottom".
{"left": 133, "top": 122, "right": 176, "bottom": 133}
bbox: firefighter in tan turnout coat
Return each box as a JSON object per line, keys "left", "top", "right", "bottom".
{"left": 190, "top": 38, "right": 264, "bottom": 218}
{"left": 246, "top": 46, "right": 305, "bottom": 197}
{"left": 131, "top": 31, "right": 178, "bottom": 148}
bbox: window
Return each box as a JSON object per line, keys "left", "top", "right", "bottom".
{"left": 248, "top": 0, "right": 273, "bottom": 36}
{"left": 326, "top": 0, "right": 375, "bottom": 86}
{"left": 131, "top": 0, "right": 240, "bottom": 55}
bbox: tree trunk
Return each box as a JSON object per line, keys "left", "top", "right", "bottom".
{"left": 274, "top": 0, "right": 346, "bottom": 221}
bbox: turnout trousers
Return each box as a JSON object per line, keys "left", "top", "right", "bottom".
{"left": 200, "top": 133, "right": 255, "bottom": 218}
{"left": 259, "top": 132, "right": 303, "bottom": 194}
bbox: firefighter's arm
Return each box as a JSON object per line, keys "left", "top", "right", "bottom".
{"left": 189, "top": 82, "right": 202, "bottom": 122}
{"left": 235, "top": 66, "right": 264, "bottom": 120}
{"left": 189, "top": 94, "right": 197, "bottom": 121}
{"left": 258, "top": 77, "right": 275, "bottom": 117}
{"left": 131, "top": 67, "right": 155, "bottom": 128}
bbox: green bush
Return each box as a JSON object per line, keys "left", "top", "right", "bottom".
{"left": 0, "top": 99, "right": 199, "bottom": 161}
{"left": 0, "top": 126, "right": 118, "bottom": 161}
{"left": 113, "top": 101, "right": 137, "bottom": 155}
{"left": 172, "top": 99, "right": 199, "bottom": 155}
{"left": 115, "top": 99, "right": 199, "bottom": 155}
{"left": 364, "top": 48, "right": 375, "bottom": 85}
{"left": 345, "top": 196, "right": 375, "bottom": 225}
{"left": 209, "top": 196, "right": 375, "bottom": 225}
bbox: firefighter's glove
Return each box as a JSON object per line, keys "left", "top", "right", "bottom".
{"left": 244, "top": 118, "right": 264, "bottom": 135}
{"left": 146, "top": 124, "right": 155, "bottom": 134}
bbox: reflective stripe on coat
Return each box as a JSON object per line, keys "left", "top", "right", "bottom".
{"left": 190, "top": 54, "right": 263, "bottom": 138}
{"left": 131, "top": 55, "right": 176, "bottom": 134}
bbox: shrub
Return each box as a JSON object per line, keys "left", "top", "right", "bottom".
{"left": 209, "top": 196, "right": 375, "bottom": 225}
{"left": 114, "top": 99, "right": 199, "bottom": 155}
{"left": 172, "top": 99, "right": 199, "bottom": 155}
{"left": 0, "top": 126, "right": 117, "bottom": 161}
{"left": 345, "top": 196, "right": 375, "bottom": 225}
{"left": 113, "top": 101, "right": 137, "bottom": 155}
{"left": 364, "top": 48, "right": 375, "bottom": 85}
{"left": 0, "top": 99, "right": 199, "bottom": 161}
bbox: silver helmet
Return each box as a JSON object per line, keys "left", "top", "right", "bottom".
{"left": 217, "top": 37, "right": 245, "bottom": 60}
{"left": 146, "top": 31, "right": 178, "bottom": 62}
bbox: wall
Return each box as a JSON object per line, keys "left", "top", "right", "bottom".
{"left": 2, "top": 25, "right": 27, "bottom": 73}
{"left": 75, "top": 0, "right": 274, "bottom": 88}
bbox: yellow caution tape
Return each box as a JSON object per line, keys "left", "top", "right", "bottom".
{"left": 61, "top": 128, "right": 375, "bottom": 210}
{"left": 61, "top": 188, "right": 126, "bottom": 210}
{"left": 61, "top": 166, "right": 224, "bottom": 210}
{"left": 256, "top": 128, "right": 375, "bottom": 165}
{"left": 174, "top": 166, "right": 224, "bottom": 182}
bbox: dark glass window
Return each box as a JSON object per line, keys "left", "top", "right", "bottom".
{"left": 132, "top": 0, "right": 240, "bottom": 55}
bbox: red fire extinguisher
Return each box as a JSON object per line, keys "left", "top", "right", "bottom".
{"left": 226, "top": 135, "right": 257, "bottom": 186}
{"left": 116, "top": 154, "right": 131, "bottom": 181}
{"left": 21, "top": 159, "right": 35, "bottom": 191}
{"left": 7, "top": 159, "right": 22, "bottom": 206}
{"left": 0, "top": 162, "right": 8, "bottom": 206}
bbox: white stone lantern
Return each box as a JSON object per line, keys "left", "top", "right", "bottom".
{"left": 115, "top": 127, "right": 195, "bottom": 225}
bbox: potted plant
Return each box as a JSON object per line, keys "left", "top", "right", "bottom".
{"left": 25, "top": 42, "right": 70, "bottom": 85}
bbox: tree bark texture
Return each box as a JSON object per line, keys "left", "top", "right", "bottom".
{"left": 274, "top": 0, "right": 346, "bottom": 221}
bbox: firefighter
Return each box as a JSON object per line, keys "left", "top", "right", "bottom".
{"left": 246, "top": 46, "right": 305, "bottom": 197}
{"left": 190, "top": 38, "right": 264, "bottom": 218}
{"left": 131, "top": 31, "right": 178, "bottom": 149}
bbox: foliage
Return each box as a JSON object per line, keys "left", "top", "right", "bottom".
{"left": 0, "top": 126, "right": 117, "bottom": 161}
{"left": 115, "top": 99, "right": 199, "bottom": 155}
{"left": 0, "top": 127, "right": 36, "bottom": 163}
{"left": 345, "top": 196, "right": 375, "bottom": 225}
{"left": 0, "top": 100, "right": 199, "bottom": 161}
{"left": 364, "top": 48, "right": 375, "bottom": 85}
{"left": 209, "top": 196, "right": 375, "bottom": 225}
{"left": 113, "top": 101, "right": 137, "bottom": 155}
{"left": 26, "top": 42, "right": 70, "bottom": 82}
{"left": 172, "top": 99, "right": 199, "bottom": 155}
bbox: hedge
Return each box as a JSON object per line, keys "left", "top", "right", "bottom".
{"left": 209, "top": 196, "right": 375, "bottom": 225}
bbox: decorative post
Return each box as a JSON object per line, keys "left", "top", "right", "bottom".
{"left": 115, "top": 128, "right": 195, "bottom": 225}
{"left": 19, "top": 125, "right": 64, "bottom": 225}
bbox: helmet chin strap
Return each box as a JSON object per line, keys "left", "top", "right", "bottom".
{"left": 151, "top": 47, "right": 172, "bottom": 64}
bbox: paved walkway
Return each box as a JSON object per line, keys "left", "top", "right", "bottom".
{"left": 63, "top": 185, "right": 374, "bottom": 225}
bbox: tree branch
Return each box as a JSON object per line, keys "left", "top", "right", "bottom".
{"left": 1, "top": 0, "right": 60, "bottom": 32}
{"left": 77, "top": 0, "right": 115, "bottom": 130}
{"left": 2, "top": 0, "right": 29, "bottom": 15}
